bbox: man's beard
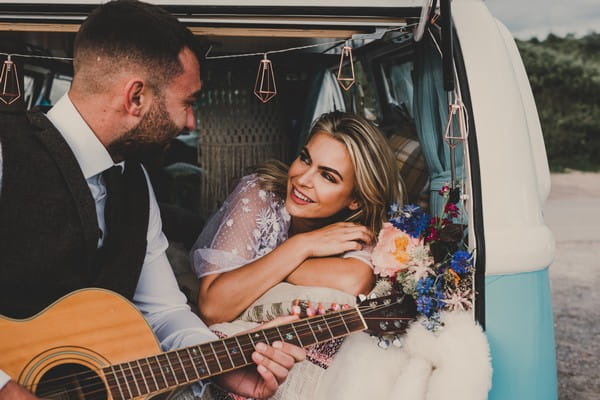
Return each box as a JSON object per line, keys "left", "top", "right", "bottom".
{"left": 107, "top": 99, "right": 181, "bottom": 164}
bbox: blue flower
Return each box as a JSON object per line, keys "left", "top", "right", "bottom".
{"left": 389, "top": 204, "right": 430, "bottom": 238}
{"left": 416, "top": 277, "right": 434, "bottom": 295}
{"left": 416, "top": 295, "right": 435, "bottom": 317}
{"left": 450, "top": 250, "right": 472, "bottom": 275}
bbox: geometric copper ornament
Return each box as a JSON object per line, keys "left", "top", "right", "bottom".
{"left": 443, "top": 100, "right": 468, "bottom": 149}
{"left": 0, "top": 55, "right": 21, "bottom": 105}
{"left": 254, "top": 54, "right": 277, "bottom": 103}
{"left": 336, "top": 45, "right": 355, "bottom": 91}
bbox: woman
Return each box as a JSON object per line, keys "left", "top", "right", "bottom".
{"left": 191, "top": 111, "right": 403, "bottom": 326}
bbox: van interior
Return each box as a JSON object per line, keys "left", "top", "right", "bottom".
{"left": 0, "top": 4, "right": 474, "bottom": 314}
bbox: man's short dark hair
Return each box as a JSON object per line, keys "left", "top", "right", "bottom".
{"left": 74, "top": 0, "right": 198, "bottom": 89}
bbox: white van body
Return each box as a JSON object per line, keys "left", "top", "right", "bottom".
{"left": 0, "top": 0, "right": 557, "bottom": 398}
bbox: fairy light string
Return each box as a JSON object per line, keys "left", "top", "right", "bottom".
{"left": 0, "top": 23, "right": 418, "bottom": 103}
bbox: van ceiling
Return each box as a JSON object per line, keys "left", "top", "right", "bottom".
{"left": 0, "top": 3, "right": 419, "bottom": 60}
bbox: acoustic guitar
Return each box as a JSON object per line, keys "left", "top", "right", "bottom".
{"left": 0, "top": 288, "right": 415, "bottom": 400}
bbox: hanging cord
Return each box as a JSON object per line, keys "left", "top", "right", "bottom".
{"left": 0, "top": 52, "right": 73, "bottom": 61}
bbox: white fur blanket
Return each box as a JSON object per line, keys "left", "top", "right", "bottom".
{"left": 315, "top": 311, "right": 492, "bottom": 400}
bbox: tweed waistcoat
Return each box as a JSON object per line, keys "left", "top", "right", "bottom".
{"left": 0, "top": 109, "right": 149, "bottom": 318}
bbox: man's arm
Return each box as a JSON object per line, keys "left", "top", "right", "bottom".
{"left": 136, "top": 168, "right": 305, "bottom": 397}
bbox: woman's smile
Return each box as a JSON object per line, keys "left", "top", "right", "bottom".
{"left": 290, "top": 186, "right": 315, "bottom": 204}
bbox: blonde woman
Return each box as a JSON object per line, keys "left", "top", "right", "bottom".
{"left": 191, "top": 111, "right": 402, "bottom": 325}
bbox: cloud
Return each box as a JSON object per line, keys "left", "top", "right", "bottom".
{"left": 485, "top": 0, "right": 600, "bottom": 39}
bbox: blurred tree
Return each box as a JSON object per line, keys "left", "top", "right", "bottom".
{"left": 517, "top": 33, "right": 600, "bottom": 171}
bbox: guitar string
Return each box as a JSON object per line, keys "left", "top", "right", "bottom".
{"left": 29, "top": 300, "right": 413, "bottom": 398}
{"left": 28, "top": 301, "right": 413, "bottom": 399}
{"left": 28, "top": 301, "right": 413, "bottom": 398}
{"left": 34, "top": 312, "right": 414, "bottom": 400}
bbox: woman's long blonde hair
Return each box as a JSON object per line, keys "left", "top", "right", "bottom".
{"left": 256, "top": 111, "right": 403, "bottom": 234}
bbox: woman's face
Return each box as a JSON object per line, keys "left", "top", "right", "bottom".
{"left": 286, "top": 131, "right": 359, "bottom": 220}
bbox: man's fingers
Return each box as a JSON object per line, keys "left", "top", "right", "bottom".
{"left": 252, "top": 351, "right": 289, "bottom": 384}
{"left": 272, "top": 341, "right": 306, "bottom": 362}
{"left": 255, "top": 363, "right": 279, "bottom": 393}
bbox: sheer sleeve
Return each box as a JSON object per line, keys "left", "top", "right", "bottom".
{"left": 341, "top": 246, "right": 373, "bottom": 269}
{"left": 190, "top": 175, "right": 290, "bottom": 278}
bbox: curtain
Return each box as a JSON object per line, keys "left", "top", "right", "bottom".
{"left": 296, "top": 69, "right": 346, "bottom": 153}
{"left": 413, "top": 34, "right": 464, "bottom": 217}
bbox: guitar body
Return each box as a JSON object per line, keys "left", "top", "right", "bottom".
{"left": 0, "top": 289, "right": 166, "bottom": 400}
{"left": 0, "top": 287, "right": 414, "bottom": 400}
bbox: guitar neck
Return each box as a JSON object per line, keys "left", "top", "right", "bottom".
{"left": 102, "top": 307, "right": 366, "bottom": 399}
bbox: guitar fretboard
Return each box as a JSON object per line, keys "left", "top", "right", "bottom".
{"left": 102, "top": 307, "right": 365, "bottom": 400}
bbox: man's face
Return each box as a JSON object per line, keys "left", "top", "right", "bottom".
{"left": 108, "top": 47, "right": 202, "bottom": 162}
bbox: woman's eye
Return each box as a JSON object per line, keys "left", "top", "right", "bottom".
{"left": 322, "top": 172, "right": 336, "bottom": 183}
{"left": 299, "top": 152, "right": 310, "bottom": 164}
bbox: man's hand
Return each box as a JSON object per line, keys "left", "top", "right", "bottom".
{"left": 216, "top": 340, "right": 305, "bottom": 399}
{"left": 216, "top": 315, "right": 306, "bottom": 399}
{"left": 0, "top": 382, "right": 39, "bottom": 400}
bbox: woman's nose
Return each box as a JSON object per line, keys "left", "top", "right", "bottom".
{"left": 296, "top": 168, "right": 314, "bottom": 187}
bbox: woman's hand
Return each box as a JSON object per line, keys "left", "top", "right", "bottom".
{"left": 296, "top": 222, "right": 375, "bottom": 258}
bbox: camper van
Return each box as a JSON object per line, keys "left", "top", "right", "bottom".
{"left": 0, "top": 0, "right": 557, "bottom": 399}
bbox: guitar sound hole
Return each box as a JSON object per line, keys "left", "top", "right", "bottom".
{"left": 35, "top": 363, "right": 107, "bottom": 400}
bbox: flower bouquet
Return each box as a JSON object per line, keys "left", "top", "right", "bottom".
{"left": 372, "top": 185, "right": 474, "bottom": 330}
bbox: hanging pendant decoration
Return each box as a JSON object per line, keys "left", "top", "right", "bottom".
{"left": 336, "top": 43, "right": 355, "bottom": 91}
{"left": 254, "top": 54, "right": 277, "bottom": 103}
{"left": 443, "top": 98, "right": 468, "bottom": 189}
{"left": 443, "top": 99, "right": 468, "bottom": 148}
{"left": 0, "top": 55, "right": 21, "bottom": 105}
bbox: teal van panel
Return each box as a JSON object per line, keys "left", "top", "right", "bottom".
{"left": 486, "top": 268, "right": 557, "bottom": 399}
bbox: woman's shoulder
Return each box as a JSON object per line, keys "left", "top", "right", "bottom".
{"left": 233, "top": 174, "right": 283, "bottom": 204}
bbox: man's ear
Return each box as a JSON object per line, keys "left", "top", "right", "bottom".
{"left": 123, "top": 79, "right": 148, "bottom": 117}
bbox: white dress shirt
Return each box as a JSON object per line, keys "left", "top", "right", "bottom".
{"left": 0, "top": 94, "right": 215, "bottom": 392}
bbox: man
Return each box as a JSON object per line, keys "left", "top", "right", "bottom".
{"left": 0, "top": 1, "right": 305, "bottom": 399}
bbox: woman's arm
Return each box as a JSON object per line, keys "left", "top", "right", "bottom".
{"left": 285, "top": 257, "right": 375, "bottom": 296}
{"left": 197, "top": 222, "right": 373, "bottom": 325}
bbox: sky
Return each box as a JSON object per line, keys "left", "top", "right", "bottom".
{"left": 485, "top": 0, "right": 599, "bottom": 39}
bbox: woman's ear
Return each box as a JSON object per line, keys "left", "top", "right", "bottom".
{"left": 123, "top": 79, "right": 147, "bottom": 117}
{"left": 348, "top": 199, "right": 360, "bottom": 211}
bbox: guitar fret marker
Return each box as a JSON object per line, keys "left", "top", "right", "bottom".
{"left": 221, "top": 341, "right": 235, "bottom": 367}
{"left": 186, "top": 348, "right": 201, "bottom": 380}
{"left": 198, "top": 346, "right": 211, "bottom": 375}
{"left": 234, "top": 336, "right": 249, "bottom": 364}
{"left": 291, "top": 323, "right": 303, "bottom": 346}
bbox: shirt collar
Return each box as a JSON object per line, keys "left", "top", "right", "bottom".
{"left": 46, "top": 93, "right": 115, "bottom": 179}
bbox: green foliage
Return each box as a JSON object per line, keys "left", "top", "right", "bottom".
{"left": 516, "top": 33, "right": 600, "bottom": 171}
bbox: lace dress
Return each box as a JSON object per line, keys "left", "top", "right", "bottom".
{"left": 191, "top": 174, "right": 371, "bottom": 278}
{"left": 190, "top": 174, "right": 371, "bottom": 400}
